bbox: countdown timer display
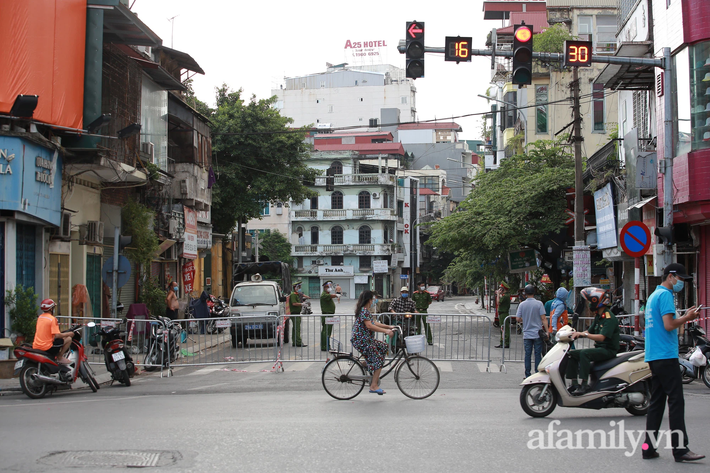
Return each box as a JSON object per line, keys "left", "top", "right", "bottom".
{"left": 445, "top": 36, "right": 472, "bottom": 63}
{"left": 564, "top": 40, "right": 593, "bottom": 67}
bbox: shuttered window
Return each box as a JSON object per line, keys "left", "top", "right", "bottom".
{"left": 49, "top": 254, "right": 70, "bottom": 317}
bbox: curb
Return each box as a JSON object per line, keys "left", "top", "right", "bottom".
{"left": 0, "top": 370, "right": 115, "bottom": 396}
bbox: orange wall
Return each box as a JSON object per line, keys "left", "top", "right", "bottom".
{"left": 0, "top": 0, "right": 86, "bottom": 129}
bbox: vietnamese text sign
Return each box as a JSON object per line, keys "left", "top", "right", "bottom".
{"left": 508, "top": 249, "right": 538, "bottom": 273}
{"left": 325, "top": 317, "right": 340, "bottom": 325}
{"left": 573, "top": 245, "right": 591, "bottom": 287}
{"left": 182, "top": 261, "right": 195, "bottom": 294}
{"left": 183, "top": 206, "right": 198, "bottom": 259}
{"left": 594, "top": 183, "right": 617, "bottom": 249}
{"left": 426, "top": 316, "right": 441, "bottom": 324}
{"left": 373, "top": 260, "right": 388, "bottom": 274}
{"left": 197, "top": 224, "right": 212, "bottom": 249}
{"left": 319, "top": 265, "right": 354, "bottom": 277}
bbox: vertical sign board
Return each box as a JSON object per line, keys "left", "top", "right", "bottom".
{"left": 182, "top": 261, "right": 195, "bottom": 294}
{"left": 402, "top": 178, "right": 411, "bottom": 268}
{"left": 183, "top": 206, "right": 198, "bottom": 259}
{"left": 573, "top": 246, "right": 591, "bottom": 287}
{"left": 594, "top": 183, "right": 617, "bottom": 249}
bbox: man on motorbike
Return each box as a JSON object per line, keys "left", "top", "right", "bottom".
{"left": 566, "top": 287, "right": 620, "bottom": 395}
{"left": 32, "top": 299, "right": 74, "bottom": 364}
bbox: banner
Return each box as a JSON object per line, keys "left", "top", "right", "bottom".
{"left": 182, "top": 261, "right": 195, "bottom": 294}
{"left": 183, "top": 206, "right": 198, "bottom": 259}
{"left": 508, "top": 249, "right": 537, "bottom": 273}
{"left": 594, "top": 183, "right": 617, "bottom": 249}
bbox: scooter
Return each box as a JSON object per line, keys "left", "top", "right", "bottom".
{"left": 520, "top": 325, "right": 651, "bottom": 417}
{"left": 13, "top": 322, "right": 100, "bottom": 399}
{"left": 96, "top": 322, "right": 135, "bottom": 386}
{"left": 678, "top": 323, "right": 710, "bottom": 388}
{"left": 144, "top": 316, "right": 181, "bottom": 372}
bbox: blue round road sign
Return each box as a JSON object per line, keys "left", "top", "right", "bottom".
{"left": 619, "top": 221, "right": 651, "bottom": 258}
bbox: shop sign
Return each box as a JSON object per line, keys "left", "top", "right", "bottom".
{"left": 319, "top": 265, "right": 354, "bottom": 276}
{"left": 182, "top": 261, "right": 195, "bottom": 294}
{"left": 573, "top": 245, "right": 591, "bottom": 287}
{"left": 197, "top": 224, "right": 212, "bottom": 249}
{"left": 594, "top": 183, "right": 617, "bottom": 249}
{"left": 508, "top": 249, "right": 537, "bottom": 273}
{"left": 183, "top": 206, "right": 197, "bottom": 259}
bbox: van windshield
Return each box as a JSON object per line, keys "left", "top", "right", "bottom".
{"left": 231, "top": 285, "right": 278, "bottom": 306}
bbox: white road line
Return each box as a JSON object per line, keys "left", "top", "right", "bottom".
{"left": 435, "top": 361, "right": 453, "bottom": 372}
{"left": 283, "top": 362, "right": 315, "bottom": 371}
{"left": 187, "top": 383, "right": 229, "bottom": 391}
{"left": 0, "top": 395, "right": 156, "bottom": 408}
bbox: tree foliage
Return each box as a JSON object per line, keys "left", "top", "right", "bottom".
{"left": 121, "top": 199, "right": 160, "bottom": 269}
{"left": 533, "top": 24, "right": 574, "bottom": 53}
{"left": 208, "top": 85, "right": 319, "bottom": 235}
{"left": 428, "top": 138, "right": 574, "bottom": 288}
{"left": 257, "top": 230, "right": 295, "bottom": 265}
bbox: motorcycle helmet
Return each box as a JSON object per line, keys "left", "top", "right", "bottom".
{"left": 40, "top": 298, "right": 56, "bottom": 312}
{"left": 580, "top": 287, "right": 611, "bottom": 311}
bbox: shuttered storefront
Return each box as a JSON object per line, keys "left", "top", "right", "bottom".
{"left": 87, "top": 254, "right": 102, "bottom": 318}
{"left": 700, "top": 227, "right": 710, "bottom": 332}
{"left": 49, "top": 254, "right": 70, "bottom": 317}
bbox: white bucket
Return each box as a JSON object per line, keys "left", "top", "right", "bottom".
{"left": 404, "top": 335, "right": 426, "bottom": 354}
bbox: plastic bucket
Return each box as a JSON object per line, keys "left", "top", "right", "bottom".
{"left": 404, "top": 335, "right": 426, "bottom": 354}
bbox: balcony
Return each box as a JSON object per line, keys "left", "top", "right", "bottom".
{"left": 314, "top": 173, "right": 396, "bottom": 187}
{"left": 291, "top": 208, "right": 397, "bottom": 221}
{"left": 293, "top": 243, "right": 397, "bottom": 256}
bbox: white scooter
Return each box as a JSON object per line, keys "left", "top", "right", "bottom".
{"left": 520, "top": 325, "right": 652, "bottom": 417}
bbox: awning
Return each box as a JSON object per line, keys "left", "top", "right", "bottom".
{"left": 155, "top": 46, "right": 205, "bottom": 75}
{"left": 64, "top": 153, "right": 148, "bottom": 183}
{"left": 583, "top": 139, "right": 617, "bottom": 180}
{"left": 595, "top": 42, "right": 655, "bottom": 91}
{"left": 97, "top": 1, "right": 162, "bottom": 47}
{"left": 629, "top": 195, "right": 657, "bottom": 210}
{"left": 130, "top": 57, "right": 186, "bottom": 91}
{"left": 155, "top": 239, "right": 176, "bottom": 257}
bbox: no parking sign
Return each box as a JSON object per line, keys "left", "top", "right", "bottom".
{"left": 619, "top": 221, "right": 652, "bottom": 258}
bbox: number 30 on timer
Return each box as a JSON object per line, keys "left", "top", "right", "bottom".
{"left": 564, "top": 40, "right": 593, "bottom": 67}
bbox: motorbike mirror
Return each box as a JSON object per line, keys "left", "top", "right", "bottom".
{"left": 86, "top": 322, "right": 96, "bottom": 328}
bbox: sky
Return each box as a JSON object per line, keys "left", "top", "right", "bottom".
{"left": 132, "top": 0, "right": 502, "bottom": 141}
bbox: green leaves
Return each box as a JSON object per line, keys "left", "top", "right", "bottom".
{"left": 428, "top": 138, "right": 574, "bottom": 287}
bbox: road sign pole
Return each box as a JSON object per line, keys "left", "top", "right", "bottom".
{"left": 112, "top": 225, "right": 119, "bottom": 318}
{"left": 634, "top": 257, "right": 640, "bottom": 335}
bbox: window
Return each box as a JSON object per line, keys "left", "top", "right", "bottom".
{"left": 331, "top": 191, "right": 343, "bottom": 209}
{"left": 397, "top": 200, "right": 404, "bottom": 217}
{"left": 359, "top": 255, "right": 372, "bottom": 271}
{"left": 596, "top": 15, "right": 616, "bottom": 53}
{"left": 384, "top": 226, "right": 390, "bottom": 243}
{"left": 593, "top": 83, "right": 605, "bottom": 132}
{"left": 358, "top": 225, "right": 371, "bottom": 244}
{"left": 310, "top": 226, "right": 319, "bottom": 245}
{"left": 536, "top": 85, "right": 548, "bottom": 134}
{"left": 401, "top": 96, "right": 408, "bottom": 104}
{"left": 331, "top": 160, "right": 343, "bottom": 174}
{"left": 677, "top": 41, "right": 710, "bottom": 155}
{"left": 310, "top": 196, "right": 318, "bottom": 210}
{"left": 578, "top": 15, "right": 593, "bottom": 42}
{"left": 382, "top": 191, "right": 390, "bottom": 208}
{"left": 420, "top": 176, "right": 439, "bottom": 192}
{"left": 331, "top": 255, "right": 344, "bottom": 265}
{"left": 296, "top": 256, "right": 303, "bottom": 269}
{"left": 358, "top": 191, "right": 371, "bottom": 209}
{"left": 331, "top": 226, "right": 343, "bottom": 245}
{"left": 260, "top": 202, "right": 270, "bottom": 216}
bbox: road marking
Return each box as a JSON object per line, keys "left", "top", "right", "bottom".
{"left": 0, "top": 395, "right": 156, "bottom": 408}
{"left": 478, "top": 362, "right": 500, "bottom": 373}
{"left": 435, "top": 361, "right": 453, "bottom": 372}
{"left": 187, "top": 383, "right": 228, "bottom": 391}
{"left": 186, "top": 365, "right": 227, "bottom": 376}
{"left": 283, "top": 362, "right": 315, "bottom": 371}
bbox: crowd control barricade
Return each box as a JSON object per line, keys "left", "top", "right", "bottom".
{"left": 499, "top": 313, "right": 644, "bottom": 371}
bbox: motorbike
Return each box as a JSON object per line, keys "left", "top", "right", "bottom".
{"left": 520, "top": 325, "right": 651, "bottom": 418}
{"left": 678, "top": 323, "right": 710, "bottom": 388}
{"left": 206, "top": 295, "right": 228, "bottom": 334}
{"left": 13, "top": 322, "right": 100, "bottom": 399}
{"left": 144, "top": 316, "right": 181, "bottom": 371}
{"left": 95, "top": 322, "right": 135, "bottom": 386}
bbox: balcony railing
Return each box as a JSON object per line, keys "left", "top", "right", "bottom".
{"left": 314, "top": 173, "right": 397, "bottom": 187}
{"left": 293, "top": 244, "right": 395, "bottom": 255}
{"left": 291, "top": 208, "right": 397, "bottom": 221}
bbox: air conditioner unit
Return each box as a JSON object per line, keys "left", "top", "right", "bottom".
{"left": 315, "top": 259, "right": 325, "bottom": 265}
{"left": 78, "top": 224, "right": 88, "bottom": 245}
{"left": 87, "top": 220, "right": 104, "bottom": 244}
{"left": 165, "top": 245, "right": 178, "bottom": 260}
{"left": 59, "top": 212, "right": 71, "bottom": 240}
{"left": 372, "top": 192, "right": 380, "bottom": 199}
{"left": 140, "top": 141, "right": 155, "bottom": 163}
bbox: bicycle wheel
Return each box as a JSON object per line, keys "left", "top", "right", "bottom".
{"left": 395, "top": 355, "right": 440, "bottom": 399}
{"left": 322, "top": 356, "right": 366, "bottom": 400}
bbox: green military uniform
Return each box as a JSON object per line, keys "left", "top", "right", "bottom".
{"left": 288, "top": 292, "right": 303, "bottom": 346}
{"left": 498, "top": 293, "right": 511, "bottom": 346}
{"left": 412, "top": 289, "right": 433, "bottom": 344}
{"left": 320, "top": 289, "right": 336, "bottom": 351}
{"left": 566, "top": 310, "right": 620, "bottom": 382}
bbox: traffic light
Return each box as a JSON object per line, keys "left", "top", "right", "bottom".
{"left": 118, "top": 235, "right": 132, "bottom": 252}
{"left": 406, "top": 21, "right": 425, "bottom": 79}
{"left": 512, "top": 23, "right": 533, "bottom": 85}
{"left": 445, "top": 36, "right": 472, "bottom": 63}
{"left": 655, "top": 226, "right": 673, "bottom": 245}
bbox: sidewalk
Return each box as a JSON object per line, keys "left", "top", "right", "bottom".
{"left": 0, "top": 363, "right": 135, "bottom": 396}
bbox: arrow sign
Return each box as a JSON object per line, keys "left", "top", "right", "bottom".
{"left": 619, "top": 221, "right": 652, "bottom": 258}
{"left": 408, "top": 22, "right": 423, "bottom": 39}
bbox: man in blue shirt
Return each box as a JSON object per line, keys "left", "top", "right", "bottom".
{"left": 643, "top": 263, "right": 704, "bottom": 463}
{"left": 516, "top": 284, "right": 547, "bottom": 378}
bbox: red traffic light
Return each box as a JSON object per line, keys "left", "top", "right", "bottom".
{"left": 515, "top": 26, "right": 532, "bottom": 43}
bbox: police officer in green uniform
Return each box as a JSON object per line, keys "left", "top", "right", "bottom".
{"left": 495, "top": 282, "right": 511, "bottom": 348}
{"left": 412, "top": 282, "right": 433, "bottom": 345}
{"left": 320, "top": 280, "right": 338, "bottom": 351}
{"left": 288, "top": 281, "right": 308, "bottom": 347}
{"left": 566, "top": 287, "right": 620, "bottom": 395}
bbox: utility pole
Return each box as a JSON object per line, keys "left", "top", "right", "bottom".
{"left": 573, "top": 67, "right": 584, "bottom": 246}
{"left": 661, "top": 47, "right": 674, "bottom": 268}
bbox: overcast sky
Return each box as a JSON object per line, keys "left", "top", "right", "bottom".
{"left": 132, "top": 0, "right": 501, "bottom": 141}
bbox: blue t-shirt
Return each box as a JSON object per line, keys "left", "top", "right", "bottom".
{"left": 516, "top": 297, "right": 546, "bottom": 340}
{"left": 644, "top": 285, "right": 678, "bottom": 362}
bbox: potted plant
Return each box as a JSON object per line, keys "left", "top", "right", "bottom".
{"left": 5, "top": 285, "right": 40, "bottom": 345}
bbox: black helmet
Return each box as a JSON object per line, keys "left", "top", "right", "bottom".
{"left": 580, "top": 287, "right": 611, "bottom": 310}
{"left": 524, "top": 284, "right": 535, "bottom": 295}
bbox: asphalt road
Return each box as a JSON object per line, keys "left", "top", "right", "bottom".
{"left": 2, "top": 296, "right": 709, "bottom": 472}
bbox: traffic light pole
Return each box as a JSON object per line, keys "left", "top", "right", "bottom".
{"left": 661, "top": 47, "right": 674, "bottom": 268}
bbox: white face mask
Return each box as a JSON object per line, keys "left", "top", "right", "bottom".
{"left": 326, "top": 288, "right": 332, "bottom": 293}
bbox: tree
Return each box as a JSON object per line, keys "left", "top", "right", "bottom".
{"left": 533, "top": 24, "right": 574, "bottom": 53}
{"left": 256, "top": 230, "right": 294, "bottom": 264}
{"left": 428, "top": 138, "right": 574, "bottom": 289}
{"left": 209, "top": 85, "right": 320, "bottom": 235}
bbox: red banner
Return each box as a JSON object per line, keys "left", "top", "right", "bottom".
{"left": 182, "top": 261, "right": 195, "bottom": 294}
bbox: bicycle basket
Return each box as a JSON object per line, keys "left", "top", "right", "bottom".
{"left": 404, "top": 335, "right": 426, "bottom": 354}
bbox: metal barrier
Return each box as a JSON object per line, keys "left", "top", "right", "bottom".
{"left": 499, "top": 313, "right": 643, "bottom": 371}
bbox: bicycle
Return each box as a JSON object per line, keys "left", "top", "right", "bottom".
{"left": 321, "top": 326, "right": 440, "bottom": 400}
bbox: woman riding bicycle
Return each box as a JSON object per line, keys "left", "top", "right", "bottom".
{"left": 350, "top": 290, "right": 396, "bottom": 395}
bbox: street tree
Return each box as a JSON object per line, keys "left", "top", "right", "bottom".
{"left": 428, "top": 138, "right": 574, "bottom": 289}
{"left": 208, "top": 85, "right": 319, "bottom": 235}
{"left": 256, "top": 230, "right": 294, "bottom": 265}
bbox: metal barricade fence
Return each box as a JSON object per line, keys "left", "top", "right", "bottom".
{"left": 499, "top": 313, "right": 643, "bottom": 370}
{"left": 55, "top": 315, "right": 169, "bottom": 376}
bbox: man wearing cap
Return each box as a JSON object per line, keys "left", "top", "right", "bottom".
{"left": 642, "top": 263, "right": 704, "bottom": 462}
{"left": 516, "top": 284, "right": 547, "bottom": 378}
{"left": 320, "top": 281, "right": 338, "bottom": 351}
{"left": 495, "top": 282, "right": 511, "bottom": 348}
{"left": 412, "top": 282, "right": 433, "bottom": 345}
{"left": 288, "top": 281, "right": 308, "bottom": 347}
{"left": 389, "top": 286, "right": 418, "bottom": 315}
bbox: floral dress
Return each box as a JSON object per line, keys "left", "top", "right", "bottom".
{"left": 350, "top": 307, "right": 388, "bottom": 371}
